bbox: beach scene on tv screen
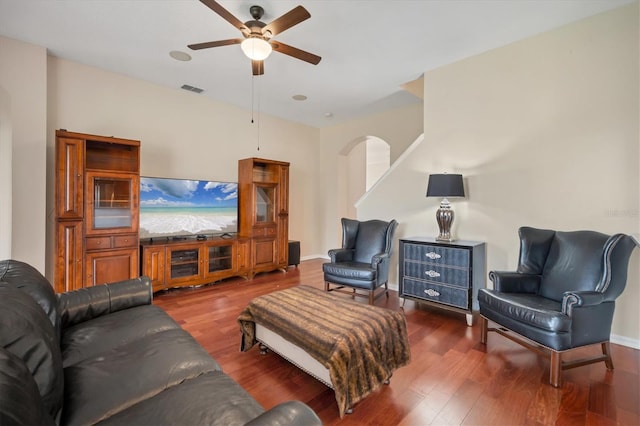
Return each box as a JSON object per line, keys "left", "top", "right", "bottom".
{"left": 140, "top": 177, "right": 238, "bottom": 239}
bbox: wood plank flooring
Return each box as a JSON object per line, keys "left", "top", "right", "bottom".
{"left": 153, "top": 259, "right": 639, "bottom": 425}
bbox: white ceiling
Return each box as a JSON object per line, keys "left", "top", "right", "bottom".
{"left": 0, "top": 0, "right": 632, "bottom": 128}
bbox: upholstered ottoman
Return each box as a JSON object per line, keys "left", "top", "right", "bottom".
{"left": 238, "top": 285, "right": 411, "bottom": 417}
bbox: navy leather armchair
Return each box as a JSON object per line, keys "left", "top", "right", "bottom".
{"left": 323, "top": 218, "right": 398, "bottom": 304}
{"left": 478, "top": 227, "right": 637, "bottom": 387}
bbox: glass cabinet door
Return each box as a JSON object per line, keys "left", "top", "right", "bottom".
{"left": 255, "top": 185, "right": 275, "bottom": 224}
{"left": 86, "top": 171, "right": 138, "bottom": 234}
{"left": 207, "top": 244, "right": 233, "bottom": 273}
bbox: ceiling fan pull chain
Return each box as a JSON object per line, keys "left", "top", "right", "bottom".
{"left": 251, "top": 73, "right": 255, "bottom": 124}
{"left": 256, "top": 76, "right": 261, "bottom": 151}
{"left": 250, "top": 74, "right": 260, "bottom": 152}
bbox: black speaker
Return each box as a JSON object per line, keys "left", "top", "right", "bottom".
{"left": 288, "top": 240, "right": 300, "bottom": 267}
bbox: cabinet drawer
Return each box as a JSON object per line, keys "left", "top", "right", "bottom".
{"left": 403, "top": 261, "right": 469, "bottom": 287}
{"left": 113, "top": 235, "right": 137, "bottom": 248}
{"left": 402, "top": 278, "right": 469, "bottom": 309}
{"left": 403, "top": 243, "right": 469, "bottom": 267}
{"left": 85, "top": 236, "right": 111, "bottom": 250}
{"left": 253, "top": 226, "right": 276, "bottom": 237}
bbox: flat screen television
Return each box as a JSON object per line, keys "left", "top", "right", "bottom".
{"left": 139, "top": 176, "right": 238, "bottom": 240}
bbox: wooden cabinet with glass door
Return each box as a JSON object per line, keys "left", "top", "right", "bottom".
{"left": 54, "top": 130, "right": 140, "bottom": 293}
{"left": 238, "top": 158, "right": 290, "bottom": 278}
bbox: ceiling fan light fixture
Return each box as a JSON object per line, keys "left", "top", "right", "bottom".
{"left": 241, "top": 37, "right": 272, "bottom": 61}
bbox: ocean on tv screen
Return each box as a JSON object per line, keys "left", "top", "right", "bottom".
{"left": 139, "top": 177, "right": 238, "bottom": 239}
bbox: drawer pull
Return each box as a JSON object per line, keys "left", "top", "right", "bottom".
{"left": 425, "top": 252, "right": 441, "bottom": 259}
{"left": 425, "top": 270, "right": 441, "bottom": 278}
{"left": 424, "top": 288, "right": 440, "bottom": 297}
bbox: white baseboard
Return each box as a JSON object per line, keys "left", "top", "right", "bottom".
{"left": 301, "top": 254, "right": 329, "bottom": 261}
{"left": 610, "top": 334, "right": 640, "bottom": 349}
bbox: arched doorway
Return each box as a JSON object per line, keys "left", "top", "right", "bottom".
{"left": 341, "top": 136, "right": 390, "bottom": 218}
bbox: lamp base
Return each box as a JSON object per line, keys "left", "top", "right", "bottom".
{"left": 435, "top": 199, "right": 455, "bottom": 242}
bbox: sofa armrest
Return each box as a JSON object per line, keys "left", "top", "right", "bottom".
{"left": 562, "top": 291, "right": 605, "bottom": 315}
{"left": 328, "top": 248, "right": 354, "bottom": 263}
{"left": 57, "top": 276, "right": 153, "bottom": 329}
{"left": 371, "top": 252, "right": 389, "bottom": 267}
{"left": 244, "top": 401, "right": 322, "bottom": 426}
{"left": 488, "top": 271, "right": 541, "bottom": 293}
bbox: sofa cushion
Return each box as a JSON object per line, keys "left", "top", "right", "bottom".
{"left": 0, "top": 286, "right": 64, "bottom": 421}
{"left": 62, "top": 328, "right": 222, "bottom": 425}
{"left": 0, "top": 260, "right": 61, "bottom": 336}
{"left": 478, "top": 288, "right": 571, "bottom": 332}
{"left": 354, "top": 220, "right": 389, "bottom": 263}
{"left": 323, "top": 261, "right": 376, "bottom": 281}
{"left": 61, "top": 304, "right": 181, "bottom": 367}
{"left": 96, "top": 370, "right": 265, "bottom": 425}
{"left": 539, "top": 231, "right": 608, "bottom": 301}
{"left": 0, "top": 347, "right": 55, "bottom": 426}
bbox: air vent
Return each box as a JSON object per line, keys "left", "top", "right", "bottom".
{"left": 181, "top": 84, "right": 204, "bottom": 94}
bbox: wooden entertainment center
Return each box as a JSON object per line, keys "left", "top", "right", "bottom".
{"left": 54, "top": 130, "right": 141, "bottom": 293}
{"left": 140, "top": 236, "right": 251, "bottom": 293}
{"left": 54, "top": 129, "right": 291, "bottom": 293}
{"left": 140, "top": 157, "right": 290, "bottom": 292}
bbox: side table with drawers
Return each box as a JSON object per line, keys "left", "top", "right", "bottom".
{"left": 399, "top": 237, "right": 486, "bottom": 326}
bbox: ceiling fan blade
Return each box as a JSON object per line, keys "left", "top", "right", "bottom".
{"left": 262, "top": 5, "right": 310, "bottom": 37}
{"left": 188, "top": 38, "right": 243, "bottom": 50}
{"left": 252, "top": 60, "right": 264, "bottom": 76}
{"left": 200, "top": 0, "right": 249, "bottom": 35}
{"left": 271, "top": 41, "right": 321, "bottom": 65}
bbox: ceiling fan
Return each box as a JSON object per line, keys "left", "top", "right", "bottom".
{"left": 188, "top": 0, "right": 322, "bottom": 75}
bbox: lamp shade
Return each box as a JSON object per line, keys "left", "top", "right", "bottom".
{"left": 426, "top": 174, "right": 465, "bottom": 198}
{"left": 241, "top": 37, "right": 272, "bottom": 61}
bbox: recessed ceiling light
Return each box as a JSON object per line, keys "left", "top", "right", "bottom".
{"left": 292, "top": 94, "right": 307, "bottom": 101}
{"left": 324, "top": 112, "right": 333, "bottom": 118}
{"left": 170, "top": 50, "right": 192, "bottom": 61}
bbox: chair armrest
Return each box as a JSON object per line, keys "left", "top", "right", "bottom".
{"left": 328, "top": 248, "right": 354, "bottom": 263}
{"left": 57, "top": 276, "right": 153, "bottom": 329}
{"left": 371, "top": 252, "right": 390, "bottom": 267}
{"left": 562, "top": 291, "right": 605, "bottom": 315}
{"left": 488, "top": 271, "right": 541, "bottom": 293}
{"left": 244, "top": 401, "right": 322, "bottom": 426}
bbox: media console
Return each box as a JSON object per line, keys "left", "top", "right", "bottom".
{"left": 140, "top": 236, "right": 251, "bottom": 293}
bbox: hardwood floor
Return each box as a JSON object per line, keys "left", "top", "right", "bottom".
{"left": 153, "top": 259, "right": 639, "bottom": 425}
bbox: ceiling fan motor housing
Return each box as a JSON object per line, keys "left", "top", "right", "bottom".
{"left": 244, "top": 19, "right": 268, "bottom": 39}
{"left": 249, "top": 5, "right": 264, "bottom": 20}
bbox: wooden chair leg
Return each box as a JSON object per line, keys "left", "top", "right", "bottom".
{"left": 550, "top": 350, "right": 562, "bottom": 387}
{"left": 602, "top": 342, "right": 614, "bottom": 370}
{"left": 324, "top": 281, "right": 330, "bottom": 292}
{"left": 384, "top": 281, "right": 389, "bottom": 298}
{"left": 369, "top": 290, "right": 374, "bottom": 305}
{"left": 480, "top": 316, "right": 488, "bottom": 344}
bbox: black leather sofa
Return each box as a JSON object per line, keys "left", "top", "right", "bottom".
{"left": 0, "top": 259, "right": 321, "bottom": 425}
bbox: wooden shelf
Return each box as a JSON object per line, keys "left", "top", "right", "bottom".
{"left": 54, "top": 130, "right": 140, "bottom": 293}
{"left": 141, "top": 236, "right": 249, "bottom": 293}
{"left": 238, "top": 158, "right": 290, "bottom": 278}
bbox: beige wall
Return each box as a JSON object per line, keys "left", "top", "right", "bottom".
{"left": 359, "top": 4, "right": 640, "bottom": 344}
{"left": 46, "top": 57, "right": 323, "bottom": 268}
{"left": 0, "top": 86, "right": 11, "bottom": 259}
{"left": 346, "top": 142, "right": 366, "bottom": 219}
{"left": 0, "top": 37, "right": 47, "bottom": 272}
{"left": 318, "top": 104, "right": 424, "bottom": 252}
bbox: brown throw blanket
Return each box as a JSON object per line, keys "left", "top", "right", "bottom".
{"left": 237, "top": 285, "right": 411, "bottom": 417}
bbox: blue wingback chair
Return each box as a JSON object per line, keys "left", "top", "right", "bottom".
{"left": 323, "top": 218, "right": 398, "bottom": 305}
{"left": 478, "top": 227, "right": 637, "bottom": 387}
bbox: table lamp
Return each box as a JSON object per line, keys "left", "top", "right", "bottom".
{"left": 426, "top": 173, "right": 465, "bottom": 242}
